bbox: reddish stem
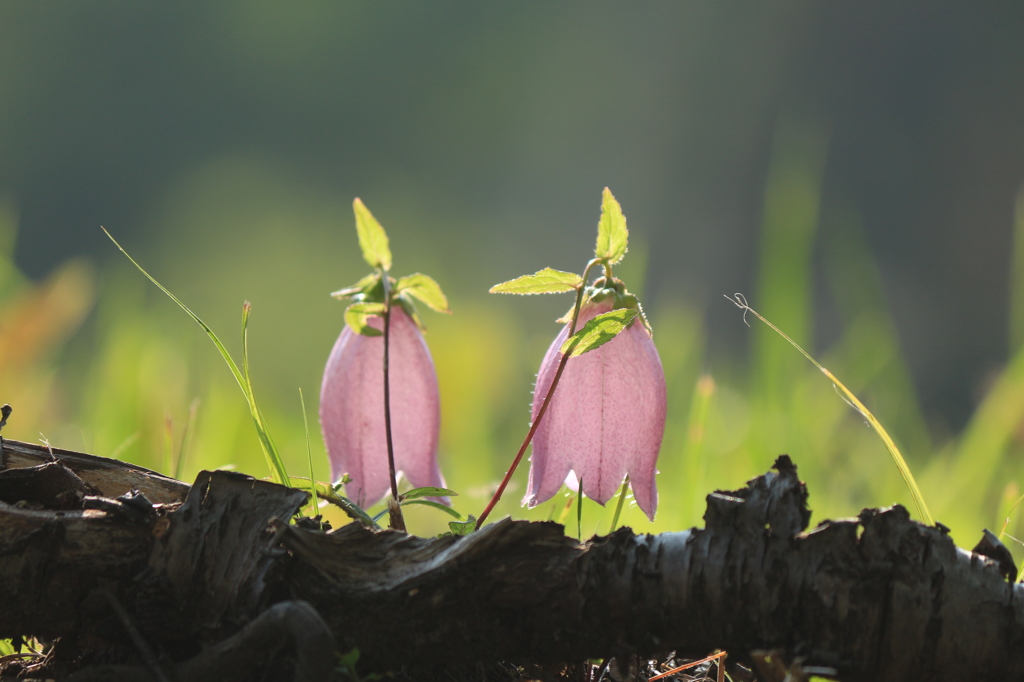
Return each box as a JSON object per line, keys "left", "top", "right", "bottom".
{"left": 476, "top": 258, "right": 601, "bottom": 529}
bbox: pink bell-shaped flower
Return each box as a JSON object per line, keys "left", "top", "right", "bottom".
{"left": 320, "top": 305, "right": 445, "bottom": 507}
{"left": 524, "top": 296, "right": 667, "bottom": 520}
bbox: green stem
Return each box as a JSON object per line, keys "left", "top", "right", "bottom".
{"left": 608, "top": 475, "right": 629, "bottom": 534}
{"left": 576, "top": 476, "right": 584, "bottom": 540}
{"left": 476, "top": 258, "right": 603, "bottom": 529}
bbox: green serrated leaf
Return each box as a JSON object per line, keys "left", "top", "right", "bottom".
{"left": 489, "top": 268, "right": 583, "bottom": 295}
{"left": 402, "top": 499, "right": 463, "bottom": 519}
{"left": 395, "top": 273, "right": 450, "bottom": 312}
{"left": 331, "top": 272, "right": 380, "bottom": 299}
{"left": 595, "top": 187, "right": 628, "bottom": 265}
{"left": 353, "top": 198, "right": 392, "bottom": 271}
{"left": 560, "top": 308, "right": 638, "bottom": 357}
{"left": 448, "top": 515, "right": 477, "bottom": 535}
{"left": 401, "top": 486, "right": 458, "bottom": 500}
{"left": 345, "top": 302, "right": 387, "bottom": 336}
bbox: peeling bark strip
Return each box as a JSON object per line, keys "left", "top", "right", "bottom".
{"left": 2, "top": 438, "right": 1024, "bottom": 681}
{"left": 1, "top": 439, "right": 189, "bottom": 503}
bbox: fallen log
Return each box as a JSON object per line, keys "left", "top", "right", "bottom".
{"left": 1, "top": 437, "right": 1022, "bottom": 681}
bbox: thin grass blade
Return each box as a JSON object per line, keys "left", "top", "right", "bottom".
{"left": 299, "top": 388, "right": 319, "bottom": 515}
{"left": 241, "top": 302, "right": 289, "bottom": 484}
{"left": 727, "top": 293, "right": 933, "bottom": 525}
{"left": 103, "top": 227, "right": 288, "bottom": 484}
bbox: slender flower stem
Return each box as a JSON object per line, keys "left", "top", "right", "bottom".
{"left": 381, "top": 273, "right": 406, "bottom": 531}
{"left": 476, "top": 258, "right": 603, "bottom": 529}
{"left": 608, "top": 475, "right": 629, "bottom": 534}
{"left": 576, "top": 476, "right": 583, "bottom": 540}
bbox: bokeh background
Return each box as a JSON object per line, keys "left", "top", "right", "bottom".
{"left": 4, "top": 2, "right": 1024, "bottom": 543}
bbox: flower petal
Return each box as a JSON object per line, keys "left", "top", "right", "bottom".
{"left": 320, "top": 306, "right": 444, "bottom": 507}
{"left": 525, "top": 298, "right": 666, "bottom": 520}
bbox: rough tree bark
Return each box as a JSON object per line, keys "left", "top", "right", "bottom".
{"left": 1, "top": 437, "right": 1022, "bottom": 681}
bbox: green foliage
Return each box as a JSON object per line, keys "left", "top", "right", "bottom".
{"left": 10, "top": 147, "right": 1024, "bottom": 543}
{"left": 395, "top": 273, "right": 450, "bottom": 312}
{"left": 103, "top": 229, "right": 290, "bottom": 485}
{"left": 576, "top": 478, "right": 584, "bottom": 540}
{"left": 608, "top": 476, "right": 630, "bottom": 534}
{"left": 344, "top": 301, "right": 386, "bottom": 336}
{"left": 595, "top": 187, "right": 628, "bottom": 265}
{"left": 560, "top": 308, "right": 638, "bottom": 357}
{"left": 336, "top": 647, "right": 382, "bottom": 682}
{"left": 240, "top": 302, "right": 290, "bottom": 486}
{"left": 331, "top": 273, "right": 380, "bottom": 300}
{"left": 447, "top": 515, "right": 477, "bottom": 535}
{"left": 403, "top": 498, "right": 462, "bottom": 519}
{"left": 727, "top": 294, "right": 933, "bottom": 525}
{"left": 489, "top": 268, "right": 583, "bottom": 295}
{"left": 352, "top": 198, "right": 392, "bottom": 271}
{"left": 299, "top": 388, "right": 319, "bottom": 516}
{"left": 401, "top": 486, "right": 457, "bottom": 500}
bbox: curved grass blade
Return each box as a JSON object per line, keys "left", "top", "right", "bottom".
{"left": 241, "top": 302, "right": 289, "bottom": 484}
{"left": 299, "top": 388, "right": 318, "bottom": 516}
{"left": 726, "top": 293, "right": 934, "bottom": 526}
{"left": 102, "top": 227, "right": 288, "bottom": 484}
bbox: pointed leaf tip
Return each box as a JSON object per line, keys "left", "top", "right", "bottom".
{"left": 331, "top": 272, "right": 380, "bottom": 300}
{"left": 448, "top": 515, "right": 477, "bottom": 535}
{"left": 595, "top": 188, "right": 628, "bottom": 265}
{"left": 560, "top": 308, "right": 638, "bottom": 357}
{"left": 395, "top": 273, "right": 450, "bottom": 312}
{"left": 353, "top": 198, "right": 393, "bottom": 271}
{"left": 401, "top": 486, "right": 457, "bottom": 500}
{"left": 489, "top": 268, "right": 583, "bottom": 295}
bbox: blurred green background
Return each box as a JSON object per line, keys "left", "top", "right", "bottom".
{"left": 4, "top": 3, "right": 1024, "bottom": 543}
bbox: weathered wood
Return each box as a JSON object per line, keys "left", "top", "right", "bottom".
{"left": 281, "top": 457, "right": 1024, "bottom": 680}
{"left": 143, "top": 469, "right": 309, "bottom": 641}
{"left": 0, "top": 500, "right": 153, "bottom": 640}
{"left": 1, "top": 438, "right": 188, "bottom": 503}
{"left": 1, "top": 442, "right": 1023, "bottom": 681}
